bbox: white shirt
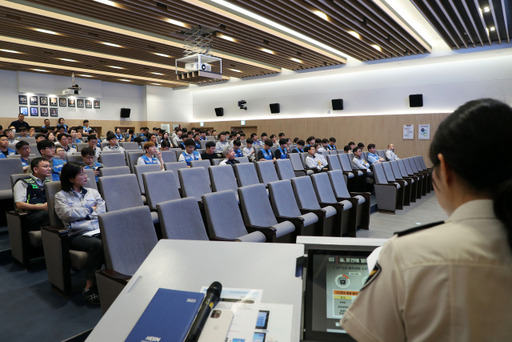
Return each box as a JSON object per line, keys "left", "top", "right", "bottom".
{"left": 385, "top": 149, "right": 399, "bottom": 161}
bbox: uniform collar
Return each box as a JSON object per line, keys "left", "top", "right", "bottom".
{"left": 446, "top": 199, "right": 495, "bottom": 222}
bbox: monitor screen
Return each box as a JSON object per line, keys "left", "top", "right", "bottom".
{"left": 303, "top": 249, "right": 372, "bottom": 342}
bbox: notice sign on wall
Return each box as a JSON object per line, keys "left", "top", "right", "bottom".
{"left": 418, "top": 124, "right": 430, "bottom": 140}
{"left": 403, "top": 125, "right": 414, "bottom": 140}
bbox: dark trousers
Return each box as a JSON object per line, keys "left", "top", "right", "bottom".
{"left": 25, "top": 210, "right": 50, "bottom": 230}
{"left": 69, "top": 234, "right": 103, "bottom": 281}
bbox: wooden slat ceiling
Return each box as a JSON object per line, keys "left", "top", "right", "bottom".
{"left": 0, "top": 0, "right": 509, "bottom": 89}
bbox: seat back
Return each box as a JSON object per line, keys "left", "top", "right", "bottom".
{"left": 76, "top": 143, "right": 89, "bottom": 152}
{"left": 209, "top": 165, "right": 237, "bottom": 192}
{"left": 267, "top": 180, "right": 302, "bottom": 218}
{"left": 311, "top": 172, "right": 338, "bottom": 203}
{"left": 160, "top": 150, "right": 177, "bottom": 163}
{"left": 300, "top": 152, "right": 308, "bottom": 167}
{"left": 44, "top": 181, "right": 64, "bottom": 228}
{"left": 18, "top": 136, "right": 36, "bottom": 144}
{"left": 372, "top": 163, "right": 388, "bottom": 184}
{"left": 327, "top": 170, "right": 351, "bottom": 198}
{"left": 408, "top": 158, "right": 420, "bottom": 173}
{"left": 190, "top": 159, "right": 211, "bottom": 169}
{"left": 120, "top": 142, "right": 139, "bottom": 150}
{"left": 99, "top": 174, "right": 143, "bottom": 211}
{"left": 382, "top": 162, "right": 397, "bottom": 182}
{"left": 99, "top": 166, "right": 131, "bottom": 177}
{"left": 99, "top": 206, "right": 158, "bottom": 276}
{"left": 157, "top": 198, "right": 208, "bottom": 240}
{"left": 126, "top": 151, "right": 144, "bottom": 172}
{"left": 403, "top": 158, "right": 415, "bottom": 175}
{"left": 238, "top": 184, "right": 278, "bottom": 227}
{"left": 66, "top": 154, "right": 82, "bottom": 164}
{"left": 233, "top": 163, "right": 260, "bottom": 187}
{"left": 236, "top": 156, "right": 249, "bottom": 163}
{"left": 389, "top": 161, "right": 403, "bottom": 180}
{"left": 178, "top": 167, "right": 211, "bottom": 201}
{"left": 413, "top": 156, "right": 425, "bottom": 171}
{"left": 397, "top": 159, "right": 409, "bottom": 178}
{"left": 202, "top": 191, "right": 250, "bottom": 239}
{"left": 143, "top": 170, "right": 181, "bottom": 210}
{"left": 10, "top": 173, "right": 27, "bottom": 188}
{"left": 163, "top": 162, "right": 188, "bottom": 188}
{"left": 99, "top": 152, "right": 126, "bottom": 167}
{"left": 326, "top": 155, "right": 342, "bottom": 171}
{"left": 275, "top": 159, "right": 295, "bottom": 180}
{"left": 83, "top": 168, "right": 98, "bottom": 191}
{"left": 255, "top": 161, "right": 279, "bottom": 186}
{"left": 0, "top": 158, "right": 23, "bottom": 193}
{"left": 212, "top": 159, "right": 222, "bottom": 166}
{"left": 134, "top": 164, "right": 162, "bottom": 194}
{"left": 291, "top": 176, "right": 322, "bottom": 210}
{"left": 338, "top": 154, "right": 353, "bottom": 172}
{"left": 289, "top": 153, "right": 305, "bottom": 172}
{"left": 377, "top": 150, "right": 386, "bottom": 159}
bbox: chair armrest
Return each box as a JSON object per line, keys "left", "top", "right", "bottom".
{"left": 299, "top": 208, "right": 326, "bottom": 219}
{"left": 246, "top": 224, "right": 277, "bottom": 242}
{"left": 276, "top": 216, "right": 305, "bottom": 235}
{"left": 211, "top": 236, "right": 240, "bottom": 242}
{"left": 349, "top": 192, "right": 371, "bottom": 202}
{"left": 96, "top": 269, "right": 131, "bottom": 286}
{"left": 335, "top": 196, "right": 358, "bottom": 208}
{"left": 42, "top": 225, "right": 69, "bottom": 237}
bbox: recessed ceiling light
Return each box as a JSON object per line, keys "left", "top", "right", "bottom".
{"left": 260, "top": 48, "right": 275, "bottom": 54}
{"left": 348, "top": 31, "right": 361, "bottom": 40}
{"left": 312, "top": 10, "right": 329, "bottom": 21}
{"left": 151, "top": 83, "right": 162, "bottom": 86}
{"left": 482, "top": 6, "right": 490, "bottom": 13}
{"left": 489, "top": 26, "right": 496, "bottom": 31}
{"left": 34, "top": 28, "right": 60, "bottom": 35}
{"left": 58, "top": 58, "right": 78, "bottom": 62}
{"left": 229, "top": 68, "right": 242, "bottom": 73}
{"left": 32, "top": 69, "right": 49, "bottom": 72}
{"left": 0, "top": 49, "right": 21, "bottom": 54}
{"left": 119, "top": 79, "right": 132, "bottom": 82}
{"left": 289, "top": 57, "right": 303, "bottom": 63}
{"left": 154, "top": 52, "right": 171, "bottom": 58}
{"left": 150, "top": 72, "right": 164, "bottom": 75}
{"left": 217, "top": 33, "right": 237, "bottom": 43}
{"left": 93, "top": 0, "right": 119, "bottom": 7}
{"left": 109, "top": 65, "right": 124, "bottom": 69}
{"left": 78, "top": 74, "right": 94, "bottom": 77}
{"left": 371, "top": 44, "right": 382, "bottom": 52}
{"left": 164, "top": 18, "right": 189, "bottom": 28}
{"left": 101, "top": 42, "right": 122, "bottom": 48}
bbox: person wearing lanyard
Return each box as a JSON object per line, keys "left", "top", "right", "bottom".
{"left": 328, "top": 137, "right": 337, "bottom": 150}
{"left": 114, "top": 128, "right": 124, "bottom": 141}
{"left": 274, "top": 138, "right": 289, "bottom": 159}
{"left": 232, "top": 139, "right": 244, "bottom": 158}
{"left": 292, "top": 139, "right": 305, "bottom": 153}
{"left": 257, "top": 139, "right": 275, "bottom": 161}
{"left": 178, "top": 139, "right": 202, "bottom": 166}
{"left": 15, "top": 140, "right": 31, "bottom": 172}
{"left": 137, "top": 141, "right": 164, "bottom": 170}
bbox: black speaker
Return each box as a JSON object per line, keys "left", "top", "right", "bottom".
{"left": 120, "top": 108, "right": 131, "bottom": 118}
{"left": 409, "top": 94, "right": 423, "bottom": 107}
{"left": 269, "top": 103, "right": 280, "bottom": 114}
{"left": 331, "top": 99, "right": 344, "bottom": 110}
{"left": 214, "top": 107, "right": 224, "bottom": 116}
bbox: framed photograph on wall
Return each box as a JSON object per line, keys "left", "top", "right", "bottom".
{"left": 59, "top": 98, "right": 67, "bottom": 107}
{"left": 94, "top": 100, "right": 100, "bottom": 109}
{"left": 19, "top": 106, "right": 28, "bottom": 115}
{"left": 30, "top": 107, "right": 38, "bottom": 116}
{"left": 85, "top": 99, "right": 92, "bottom": 108}
{"left": 40, "top": 107, "right": 49, "bottom": 117}
{"left": 40, "top": 96, "right": 48, "bottom": 106}
{"left": 50, "top": 108, "right": 58, "bottom": 117}
{"left": 77, "top": 99, "right": 84, "bottom": 108}
{"left": 68, "top": 98, "right": 76, "bottom": 107}
{"left": 49, "top": 97, "right": 58, "bottom": 106}
{"left": 30, "top": 96, "right": 38, "bottom": 105}
{"left": 19, "top": 95, "right": 27, "bottom": 105}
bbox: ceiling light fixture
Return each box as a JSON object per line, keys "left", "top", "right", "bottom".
{"left": 230, "top": 68, "right": 242, "bottom": 73}
{"left": 109, "top": 65, "right": 124, "bottom": 69}
{"left": 371, "top": 44, "right": 382, "bottom": 52}
{"left": 151, "top": 83, "right": 162, "bottom": 86}
{"left": 312, "top": 10, "right": 329, "bottom": 21}
{"left": 101, "top": 42, "right": 122, "bottom": 48}
{"left": 489, "top": 26, "right": 496, "bottom": 31}
{"left": 217, "top": 33, "right": 237, "bottom": 43}
{"left": 119, "top": 79, "right": 132, "bottom": 82}
{"left": 348, "top": 31, "right": 361, "bottom": 39}
{"left": 482, "top": 6, "right": 490, "bottom": 13}
{"left": 0, "top": 49, "right": 21, "bottom": 54}
{"left": 260, "top": 48, "right": 275, "bottom": 54}
{"left": 151, "top": 72, "right": 164, "bottom": 75}
{"left": 59, "top": 58, "right": 78, "bottom": 62}
{"left": 164, "top": 18, "right": 190, "bottom": 28}
{"left": 32, "top": 69, "right": 49, "bottom": 72}
{"left": 34, "top": 28, "right": 60, "bottom": 35}
{"left": 154, "top": 52, "right": 171, "bottom": 58}
{"left": 289, "top": 57, "right": 303, "bottom": 63}
{"left": 93, "top": 0, "right": 119, "bottom": 7}
{"left": 78, "top": 74, "right": 94, "bottom": 77}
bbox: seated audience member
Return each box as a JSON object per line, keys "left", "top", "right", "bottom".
{"left": 29, "top": 127, "right": 36, "bottom": 137}
{"left": 27, "top": 139, "right": 65, "bottom": 181}
{"left": 18, "top": 127, "right": 28, "bottom": 137}
{"left": 5, "top": 129, "right": 19, "bottom": 145}
{"left": 193, "top": 133, "right": 202, "bottom": 150}
{"left": 13, "top": 157, "right": 52, "bottom": 229}
{"left": 274, "top": 138, "right": 289, "bottom": 159}
{"left": 102, "top": 133, "right": 125, "bottom": 152}
{"left": 367, "top": 143, "right": 385, "bottom": 165}
{"left": 239, "top": 132, "right": 246, "bottom": 144}
{"left": 55, "top": 147, "right": 67, "bottom": 160}
{"left": 10, "top": 113, "right": 30, "bottom": 132}
{"left": 201, "top": 141, "right": 221, "bottom": 162}
{"left": 199, "top": 130, "right": 207, "bottom": 141}
{"left": 292, "top": 140, "right": 305, "bottom": 153}
{"left": 35, "top": 134, "right": 46, "bottom": 143}
{"left": 41, "top": 119, "right": 52, "bottom": 131}
{"left": 243, "top": 138, "right": 256, "bottom": 162}
{"left": 215, "top": 131, "right": 229, "bottom": 153}
{"left": 232, "top": 140, "right": 244, "bottom": 157}
{"left": 304, "top": 136, "right": 316, "bottom": 152}
{"left": 357, "top": 142, "right": 365, "bottom": 150}
{"left": 178, "top": 139, "right": 202, "bottom": 166}
{"left": 81, "top": 147, "right": 103, "bottom": 182}
{"left": 348, "top": 141, "right": 356, "bottom": 151}
{"left": 69, "top": 128, "right": 82, "bottom": 147}
{"left": 172, "top": 128, "right": 183, "bottom": 147}
{"left": 137, "top": 142, "right": 164, "bottom": 170}
{"left": 328, "top": 137, "right": 337, "bottom": 150}
{"left": 220, "top": 148, "right": 240, "bottom": 166}
{"left": 286, "top": 137, "right": 293, "bottom": 151}
{"left": 260, "top": 132, "right": 268, "bottom": 145}
{"left": 148, "top": 134, "right": 160, "bottom": 150}
{"left": 317, "top": 138, "right": 330, "bottom": 155}
{"left": 385, "top": 143, "right": 400, "bottom": 160}
{"left": 352, "top": 147, "right": 373, "bottom": 177}
{"left": 270, "top": 134, "right": 279, "bottom": 147}
{"left": 57, "top": 133, "right": 77, "bottom": 155}
{"left": 15, "top": 141, "right": 31, "bottom": 172}
{"left": 0, "top": 134, "right": 16, "bottom": 158}
{"left": 125, "top": 129, "right": 135, "bottom": 142}
{"left": 56, "top": 118, "right": 68, "bottom": 132}
{"left": 258, "top": 139, "right": 275, "bottom": 161}
{"left": 160, "top": 140, "right": 171, "bottom": 151}
{"left": 114, "top": 128, "right": 123, "bottom": 141}
{"left": 343, "top": 145, "right": 351, "bottom": 153}
{"left": 47, "top": 132, "right": 56, "bottom": 143}
{"left": 87, "top": 135, "right": 101, "bottom": 160}
{"left": 305, "top": 145, "right": 328, "bottom": 172}
{"left": 250, "top": 133, "right": 262, "bottom": 147}
{"left": 54, "top": 162, "right": 105, "bottom": 305}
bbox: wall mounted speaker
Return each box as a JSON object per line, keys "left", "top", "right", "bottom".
{"left": 120, "top": 108, "right": 131, "bottom": 118}
{"left": 409, "top": 94, "right": 423, "bottom": 107}
{"left": 214, "top": 107, "right": 224, "bottom": 116}
{"left": 269, "top": 103, "right": 280, "bottom": 114}
{"left": 331, "top": 99, "right": 344, "bottom": 110}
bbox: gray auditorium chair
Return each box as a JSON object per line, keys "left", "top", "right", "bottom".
{"left": 202, "top": 191, "right": 267, "bottom": 242}
{"left": 160, "top": 150, "right": 177, "bottom": 163}
{"left": 0, "top": 158, "right": 23, "bottom": 201}
{"left": 157, "top": 197, "right": 209, "bottom": 240}
{"left": 178, "top": 167, "right": 211, "bottom": 202}
{"left": 164, "top": 162, "right": 188, "bottom": 190}
{"left": 96, "top": 206, "right": 158, "bottom": 314}
{"left": 76, "top": 142, "right": 89, "bottom": 152}
{"left": 233, "top": 163, "right": 260, "bottom": 187}
{"left": 338, "top": 153, "right": 365, "bottom": 192}
{"left": 83, "top": 168, "right": 98, "bottom": 191}
{"left": 119, "top": 142, "right": 139, "bottom": 150}
{"left": 212, "top": 159, "right": 222, "bottom": 166}
{"left": 125, "top": 151, "right": 144, "bottom": 172}
{"left": 66, "top": 154, "right": 83, "bottom": 164}
{"left": 190, "top": 159, "right": 212, "bottom": 169}
{"left": 397, "top": 159, "right": 421, "bottom": 199}
{"left": 291, "top": 176, "right": 338, "bottom": 237}
{"left": 311, "top": 173, "right": 355, "bottom": 237}
{"left": 326, "top": 154, "right": 343, "bottom": 171}
{"left": 41, "top": 181, "right": 89, "bottom": 294}
{"left": 389, "top": 161, "right": 417, "bottom": 203}
{"left": 414, "top": 156, "right": 433, "bottom": 192}
{"left": 134, "top": 164, "right": 162, "bottom": 195}
{"left": 142, "top": 170, "right": 181, "bottom": 210}
{"left": 18, "top": 136, "right": 36, "bottom": 144}
{"left": 327, "top": 170, "right": 370, "bottom": 230}
{"left": 237, "top": 184, "right": 297, "bottom": 243}
{"left": 408, "top": 157, "right": 430, "bottom": 194}
{"left": 236, "top": 156, "right": 249, "bottom": 163}
{"left": 99, "top": 166, "right": 131, "bottom": 177}
{"left": 289, "top": 153, "right": 309, "bottom": 176}
{"left": 275, "top": 159, "right": 296, "bottom": 180}
{"left": 99, "top": 152, "right": 127, "bottom": 167}
{"left": 373, "top": 163, "right": 402, "bottom": 213}
{"left": 255, "top": 161, "right": 279, "bottom": 186}
{"left": 382, "top": 162, "right": 410, "bottom": 206}
{"left": 209, "top": 165, "right": 238, "bottom": 192}
{"left": 267, "top": 180, "right": 320, "bottom": 236}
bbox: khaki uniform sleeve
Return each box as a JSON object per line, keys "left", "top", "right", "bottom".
{"left": 341, "top": 239, "right": 406, "bottom": 342}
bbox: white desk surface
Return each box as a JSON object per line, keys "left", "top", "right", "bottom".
{"left": 87, "top": 240, "right": 305, "bottom": 341}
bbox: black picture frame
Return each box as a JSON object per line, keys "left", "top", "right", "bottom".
{"left": 50, "top": 108, "right": 58, "bottom": 117}
{"left": 19, "top": 106, "right": 28, "bottom": 115}
{"left": 30, "top": 96, "right": 38, "bottom": 105}
{"left": 49, "top": 97, "right": 58, "bottom": 106}
{"left": 40, "top": 107, "right": 49, "bottom": 117}
{"left": 68, "top": 98, "right": 76, "bottom": 107}
{"left": 59, "top": 98, "right": 67, "bottom": 107}
{"left": 40, "top": 96, "right": 48, "bottom": 106}
{"left": 85, "top": 100, "right": 92, "bottom": 108}
{"left": 94, "top": 100, "right": 100, "bottom": 109}
{"left": 30, "top": 107, "right": 38, "bottom": 116}
{"left": 77, "top": 99, "right": 84, "bottom": 108}
{"left": 19, "top": 95, "right": 27, "bottom": 105}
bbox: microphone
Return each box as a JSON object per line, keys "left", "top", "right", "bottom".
{"left": 185, "top": 281, "right": 222, "bottom": 342}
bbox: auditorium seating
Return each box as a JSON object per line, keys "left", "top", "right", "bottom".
{"left": 382, "top": 162, "right": 411, "bottom": 206}
{"left": 275, "top": 159, "right": 296, "bottom": 180}
{"left": 157, "top": 197, "right": 209, "bottom": 240}
{"left": 178, "top": 167, "right": 211, "bottom": 202}
{"left": 99, "top": 152, "right": 126, "bottom": 167}
{"left": 233, "top": 163, "right": 260, "bottom": 187}
{"left": 209, "top": 165, "right": 238, "bottom": 192}
{"left": 372, "top": 163, "right": 402, "bottom": 213}
{"left": 255, "top": 161, "right": 279, "bottom": 186}
{"left": 142, "top": 170, "right": 181, "bottom": 210}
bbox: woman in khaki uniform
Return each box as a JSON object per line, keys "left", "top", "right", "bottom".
{"left": 342, "top": 99, "right": 512, "bottom": 341}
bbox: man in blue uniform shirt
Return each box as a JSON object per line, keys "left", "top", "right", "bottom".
{"left": 0, "top": 134, "right": 16, "bottom": 158}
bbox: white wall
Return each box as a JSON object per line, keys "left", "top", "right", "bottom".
{"left": 145, "top": 85, "right": 193, "bottom": 123}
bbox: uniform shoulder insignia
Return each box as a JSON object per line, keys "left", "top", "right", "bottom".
{"left": 361, "top": 262, "right": 381, "bottom": 291}
{"left": 394, "top": 221, "right": 444, "bottom": 237}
